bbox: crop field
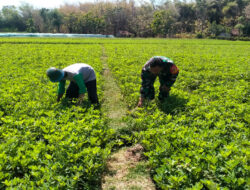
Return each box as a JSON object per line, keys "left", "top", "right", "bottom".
{"left": 0, "top": 38, "right": 249, "bottom": 189}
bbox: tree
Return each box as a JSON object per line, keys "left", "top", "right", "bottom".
{"left": 31, "top": 10, "right": 44, "bottom": 32}
{"left": 0, "top": 0, "right": 249, "bottom": 37}
{"left": 104, "top": 6, "right": 129, "bottom": 35}
{"left": 39, "top": 8, "right": 63, "bottom": 32}
{"left": 151, "top": 10, "right": 176, "bottom": 37}
{"left": 195, "top": 0, "right": 208, "bottom": 34}
{"left": 129, "top": 4, "right": 154, "bottom": 37}
{"left": 235, "top": 23, "right": 244, "bottom": 35}
{"left": 223, "top": 1, "right": 238, "bottom": 18}
{"left": 242, "top": 4, "right": 250, "bottom": 35}
{"left": 39, "top": 8, "right": 50, "bottom": 32}
{"left": 1, "top": 6, "right": 25, "bottom": 31}
{"left": 235, "top": 0, "right": 249, "bottom": 15}
{"left": 63, "top": 13, "right": 79, "bottom": 33}
{"left": 207, "top": 0, "right": 223, "bottom": 24}
{"left": 176, "top": 2, "right": 196, "bottom": 33}
{"left": 19, "top": 3, "right": 36, "bottom": 32}
{"left": 208, "top": 21, "right": 226, "bottom": 36}
{"left": 245, "top": 4, "right": 250, "bottom": 19}
{"left": 222, "top": 1, "right": 239, "bottom": 28}
{"left": 49, "top": 9, "right": 63, "bottom": 32}
{"left": 78, "top": 12, "right": 105, "bottom": 34}
{"left": 0, "top": 12, "right": 3, "bottom": 29}
{"left": 26, "top": 18, "right": 36, "bottom": 32}
{"left": 19, "top": 3, "right": 33, "bottom": 20}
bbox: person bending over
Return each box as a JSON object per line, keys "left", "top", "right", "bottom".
{"left": 138, "top": 56, "right": 179, "bottom": 107}
{"left": 46, "top": 63, "right": 99, "bottom": 105}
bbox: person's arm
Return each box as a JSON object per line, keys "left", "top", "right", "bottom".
{"left": 57, "top": 80, "right": 66, "bottom": 102}
{"left": 73, "top": 74, "right": 87, "bottom": 104}
{"left": 163, "top": 64, "right": 179, "bottom": 89}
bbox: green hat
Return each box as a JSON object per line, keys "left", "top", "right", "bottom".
{"left": 46, "top": 67, "right": 64, "bottom": 82}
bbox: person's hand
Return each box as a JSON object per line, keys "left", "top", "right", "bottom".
{"left": 78, "top": 93, "right": 85, "bottom": 105}
{"left": 137, "top": 97, "right": 144, "bottom": 107}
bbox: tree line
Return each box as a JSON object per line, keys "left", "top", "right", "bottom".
{"left": 0, "top": 0, "right": 249, "bottom": 38}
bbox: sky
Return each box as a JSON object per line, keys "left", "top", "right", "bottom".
{"left": 0, "top": 0, "right": 193, "bottom": 9}
{"left": 0, "top": 0, "right": 97, "bottom": 9}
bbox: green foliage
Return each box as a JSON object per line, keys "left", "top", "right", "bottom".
{"left": 223, "top": 2, "right": 238, "bottom": 18}
{"left": 0, "top": 5, "right": 25, "bottom": 31}
{"left": 208, "top": 21, "right": 226, "bottom": 36}
{"left": 105, "top": 39, "right": 250, "bottom": 189}
{"left": 0, "top": 41, "right": 114, "bottom": 189}
{"left": 151, "top": 10, "right": 176, "bottom": 36}
{"left": 26, "top": 18, "right": 36, "bottom": 33}
{"left": 0, "top": 38, "right": 249, "bottom": 189}
{"left": 0, "top": 1, "right": 250, "bottom": 37}
{"left": 78, "top": 13, "right": 105, "bottom": 34}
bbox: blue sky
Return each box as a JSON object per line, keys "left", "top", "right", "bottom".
{"left": 0, "top": 0, "right": 97, "bottom": 9}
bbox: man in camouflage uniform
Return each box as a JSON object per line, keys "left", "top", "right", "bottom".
{"left": 138, "top": 56, "right": 179, "bottom": 107}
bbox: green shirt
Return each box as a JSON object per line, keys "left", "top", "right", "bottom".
{"left": 58, "top": 73, "right": 87, "bottom": 95}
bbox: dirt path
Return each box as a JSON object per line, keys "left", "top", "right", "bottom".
{"left": 101, "top": 46, "right": 155, "bottom": 190}
{"left": 101, "top": 47, "right": 127, "bottom": 130}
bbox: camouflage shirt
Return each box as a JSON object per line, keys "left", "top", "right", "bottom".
{"left": 140, "top": 56, "right": 179, "bottom": 99}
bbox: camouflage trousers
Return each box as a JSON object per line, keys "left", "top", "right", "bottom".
{"left": 140, "top": 75, "right": 170, "bottom": 101}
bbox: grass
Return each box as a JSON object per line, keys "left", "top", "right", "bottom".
{"left": 100, "top": 46, "right": 155, "bottom": 190}
{"left": 126, "top": 162, "right": 149, "bottom": 179}
{"left": 101, "top": 46, "right": 127, "bottom": 130}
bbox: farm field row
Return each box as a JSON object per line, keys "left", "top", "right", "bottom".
{"left": 1, "top": 37, "right": 249, "bottom": 45}
{"left": 104, "top": 40, "right": 249, "bottom": 189}
{"left": 0, "top": 42, "right": 114, "bottom": 189}
{"left": 0, "top": 38, "right": 249, "bottom": 189}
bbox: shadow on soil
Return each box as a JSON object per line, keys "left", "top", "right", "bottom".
{"left": 157, "top": 94, "right": 188, "bottom": 115}
{"left": 58, "top": 98, "right": 100, "bottom": 110}
{"left": 111, "top": 94, "right": 189, "bottom": 150}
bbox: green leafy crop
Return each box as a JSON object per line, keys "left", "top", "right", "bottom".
{"left": 0, "top": 41, "right": 114, "bottom": 189}
{"left": 104, "top": 39, "right": 250, "bottom": 189}
{"left": 0, "top": 38, "right": 249, "bottom": 189}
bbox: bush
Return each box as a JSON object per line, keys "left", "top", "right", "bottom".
{"left": 195, "top": 32, "right": 203, "bottom": 38}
